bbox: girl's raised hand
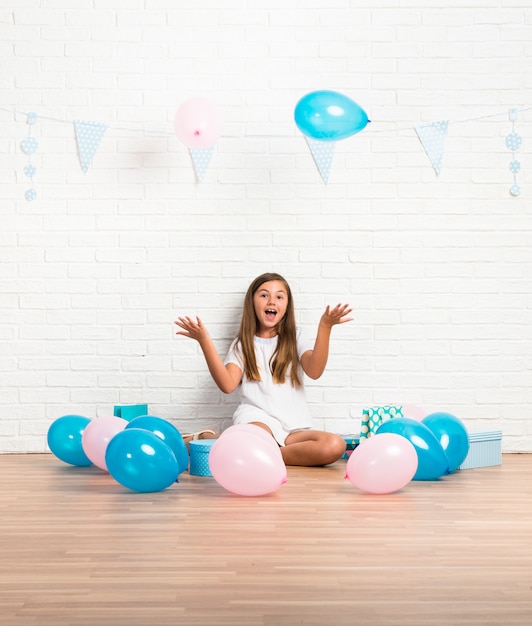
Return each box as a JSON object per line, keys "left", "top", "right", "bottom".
{"left": 174, "top": 316, "right": 209, "bottom": 342}
{"left": 321, "top": 303, "right": 354, "bottom": 328}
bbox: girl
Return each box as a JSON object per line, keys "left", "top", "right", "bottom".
{"left": 175, "top": 272, "right": 353, "bottom": 466}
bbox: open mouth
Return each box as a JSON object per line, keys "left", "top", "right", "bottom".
{"left": 265, "top": 309, "right": 277, "bottom": 321}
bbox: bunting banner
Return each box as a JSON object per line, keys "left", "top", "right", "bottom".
{"left": 506, "top": 108, "right": 522, "bottom": 197}
{"left": 305, "top": 136, "right": 336, "bottom": 184}
{"left": 189, "top": 146, "right": 215, "bottom": 183}
{"left": 414, "top": 120, "right": 449, "bottom": 176}
{"left": 2, "top": 103, "right": 529, "bottom": 199}
{"left": 74, "top": 120, "right": 108, "bottom": 174}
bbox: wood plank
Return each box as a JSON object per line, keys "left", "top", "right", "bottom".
{"left": 0, "top": 453, "right": 531, "bottom": 625}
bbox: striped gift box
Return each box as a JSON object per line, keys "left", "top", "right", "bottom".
{"left": 459, "top": 431, "right": 502, "bottom": 470}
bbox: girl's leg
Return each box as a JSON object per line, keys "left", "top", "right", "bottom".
{"left": 281, "top": 430, "right": 346, "bottom": 467}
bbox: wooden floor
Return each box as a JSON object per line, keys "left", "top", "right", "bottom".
{"left": 1, "top": 454, "right": 532, "bottom": 626}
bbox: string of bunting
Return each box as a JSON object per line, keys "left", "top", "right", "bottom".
{"left": 1, "top": 98, "right": 529, "bottom": 200}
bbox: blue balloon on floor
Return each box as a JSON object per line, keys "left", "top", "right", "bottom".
{"left": 422, "top": 412, "right": 470, "bottom": 473}
{"left": 126, "top": 415, "right": 189, "bottom": 474}
{"left": 47, "top": 415, "right": 93, "bottom": 466}
{"left": 294, "top": 90, "right": 369, "bottom": 141}
{"left": 376, "top": 417, "right": 449, "bottom": 480}
{"left": 106, "top": 428, "right": 179, "bottom": 492}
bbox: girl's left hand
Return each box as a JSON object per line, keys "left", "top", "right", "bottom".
{"left": 321, "top": 303, "right": 354, "bottom": 328}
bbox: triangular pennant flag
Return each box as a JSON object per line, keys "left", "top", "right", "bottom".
{"left": 414, "top": 120, "right": 448, "bottom": 176}
{"left": 74, "top": 120, "right": 108, "bottom": 174}
{"left": 189, "top": 146, "right": 215, "bottom": 183}
{"left": 304, "top": 137, "right": 336, "bottom": 184}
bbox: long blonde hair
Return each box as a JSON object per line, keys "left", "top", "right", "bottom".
{"left": 237, "top": 273, "right": 302, "bottom": 387}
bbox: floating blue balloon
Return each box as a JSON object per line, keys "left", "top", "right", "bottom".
{"left": 47, "top": 415, "right": 93, "bottom": 466}
{"left": 106, "top": 428, "right": 179, "bottom": 492}
{"left": 376, "top": 417, "right": 449, "bottom": 480}
{"left": 294, "top": 90, "right": 369, "bottom": 141}
{"left": 127, "top": 415, "right": 189, "bottom": 474}
{"left": 422, "top": 412, "right": 470, "bottom": 473}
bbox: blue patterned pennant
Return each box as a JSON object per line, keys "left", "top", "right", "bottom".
{"left": 414, "top": 120, "right": 448, "bottom": 176}
{"left": 74, "top": 120, "right": 108, "bottom": 174}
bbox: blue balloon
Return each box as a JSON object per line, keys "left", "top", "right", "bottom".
{"left": 294, "top": 90, "right": 369, "bottom": 141}
{"left": 376, "top": 418, "right": 449, "bottom": 480}
{"left": 422, "top": 412, "right": 470, "bottom": 473}
{"left": 105, "top": 428, "right": 179, "bottom": 492}
{"left": 47, "top": 415, "right": 92, "bottom": 466}
{"left": 126, "top": 415, "right": 189, "bottom": 474}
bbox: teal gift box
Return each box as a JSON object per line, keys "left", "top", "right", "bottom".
{"left": 458, "top": 431, "right": 502, "bottom": 470}
{"left": 340, "top": 434, "right": 360, "bottom": 460}
{"left": 113, "top": 404, "right": 148, "bottom": 422}
{"left": 189, "top": 439, "right": 216, "bottom": 476}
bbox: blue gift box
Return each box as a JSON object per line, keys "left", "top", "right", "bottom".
{"left": 458, "top": 430, "right": 502, "bottom": 470}
{"left": 189, "top": 439, "right": 216, "bottom": 476}
{"left": 113, "top": 404, "right": 149, "bottom": 422}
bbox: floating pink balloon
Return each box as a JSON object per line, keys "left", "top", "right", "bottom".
{"left": 209, "top": 429, "right": 287, "bottom": 496}
{"left": 81, "top": 416, "right": 128, "bottom": 471}
{"left": 173, "top": 97, "right": 222, "bottom": 149}
{"left": 345, "top": 433, "right": 418, "bottom": 494}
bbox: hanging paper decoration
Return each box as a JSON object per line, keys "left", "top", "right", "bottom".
{"left": 189, "top": 145, "right": 216, "bottom": 183}
{"left": 294, "top": 90, "right": 368, "bottom": 183}
{"left": 414, "top": 120, "right": 449, "bottom": 176}
{"left": 304, "top": 137, "right": 335, "bottom": 184}
{"left": 506, "top": 108, "right": 522, "bottom": 197}
{"left": 21, "top": 112, "right": 39, "bottom": 201}
{"left": 74, "top": 120, "right": 108, "bottom": 174}
{"left": 173, "top": 98, "right": 222, "bottom": 183}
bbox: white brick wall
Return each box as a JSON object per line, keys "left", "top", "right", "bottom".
{"left": 1, "top": 1, "right": 531, "bottom": 453}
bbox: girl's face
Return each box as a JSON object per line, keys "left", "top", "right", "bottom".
{"left": 253, "top": 280, "right": 289, "bottom": 337}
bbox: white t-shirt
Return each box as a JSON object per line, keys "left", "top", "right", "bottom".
{"left": 224, "top": 328, "right": 315, "bottom": 445}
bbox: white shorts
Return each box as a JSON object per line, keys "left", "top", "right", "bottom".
{"left": 232, "top": 406, "right": 310, "bottom": 446}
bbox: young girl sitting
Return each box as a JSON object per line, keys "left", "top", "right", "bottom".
{"left": 175, "top": 272, "right": 353, "bottom": 466}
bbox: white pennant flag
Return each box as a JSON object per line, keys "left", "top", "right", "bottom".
{"left": 189, "top": 146, "right": 215, "bottom": 183}
{"left": 414, "top": 120, "right": 448, "bottom": 176}
{"left": 74, "top": 120, "right": 108, "bottom": 174}
{"left": 305, "top": 137, "right": 336, "bottom": 184}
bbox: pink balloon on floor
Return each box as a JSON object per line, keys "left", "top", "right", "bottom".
{"left": 209, "top": 430, "right": 287, "bottom": 496}
{"left": 401, "top": 404, "right": 427, "bottom": 421}
{"left": 221, "top": 423, "right": 278, "bottom": 449}
{"left": 345, "top": 433, "right": 418, "bottom": 494}
{"left": 81, "top": 416, "right": 128, "bottom": 471}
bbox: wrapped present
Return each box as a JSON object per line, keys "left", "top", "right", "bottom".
{"left": 189, "top": 439, "right": 216, "bottom": 476}
{"left": 359, "top": 405, "right": 403, "bottom": 439}
{"left": 458, "top": 431, "right": 502, "bottom": 470}
{"left": 113, "top": 404, "right": 148, "bottom": 422}
{"left": 340, "top": 434, "right": 360, "bottom": 459}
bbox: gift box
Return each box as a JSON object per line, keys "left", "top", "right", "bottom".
{"left": 359, "top": 405, "right": 403, "bottom": 440}
{"left": 458, "top": 431, "right": 502, "bottom": 470}
{"left": 340, "top": 434, "right": 360, "bottom": 460}
{"left": 113, "top": 404, "right": 148, "bottom": 422}
{"left": 189, "top": 439, "right": 216, "bottom": 476}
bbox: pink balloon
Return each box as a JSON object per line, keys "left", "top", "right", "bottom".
{"left": 401, "top": 404, "right": 427, "bottom": 421}
{"left": 81, "top": 416, "right": 128, "bottom": 471}
{"left": 173, "top": 97, "right": 222, "bottom": 149}
{"left": 209, "top": 430, "right": 287, "bottom": 496}
{"left": 345, "top": 433, "right": 418, "bottom": 494}
{"left": 221, "top": 423, "right": 278, "bottom": 449}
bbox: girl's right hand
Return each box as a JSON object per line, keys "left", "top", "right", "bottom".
{"left": 174, "top": 316, "right": 209, "bottom": 342}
